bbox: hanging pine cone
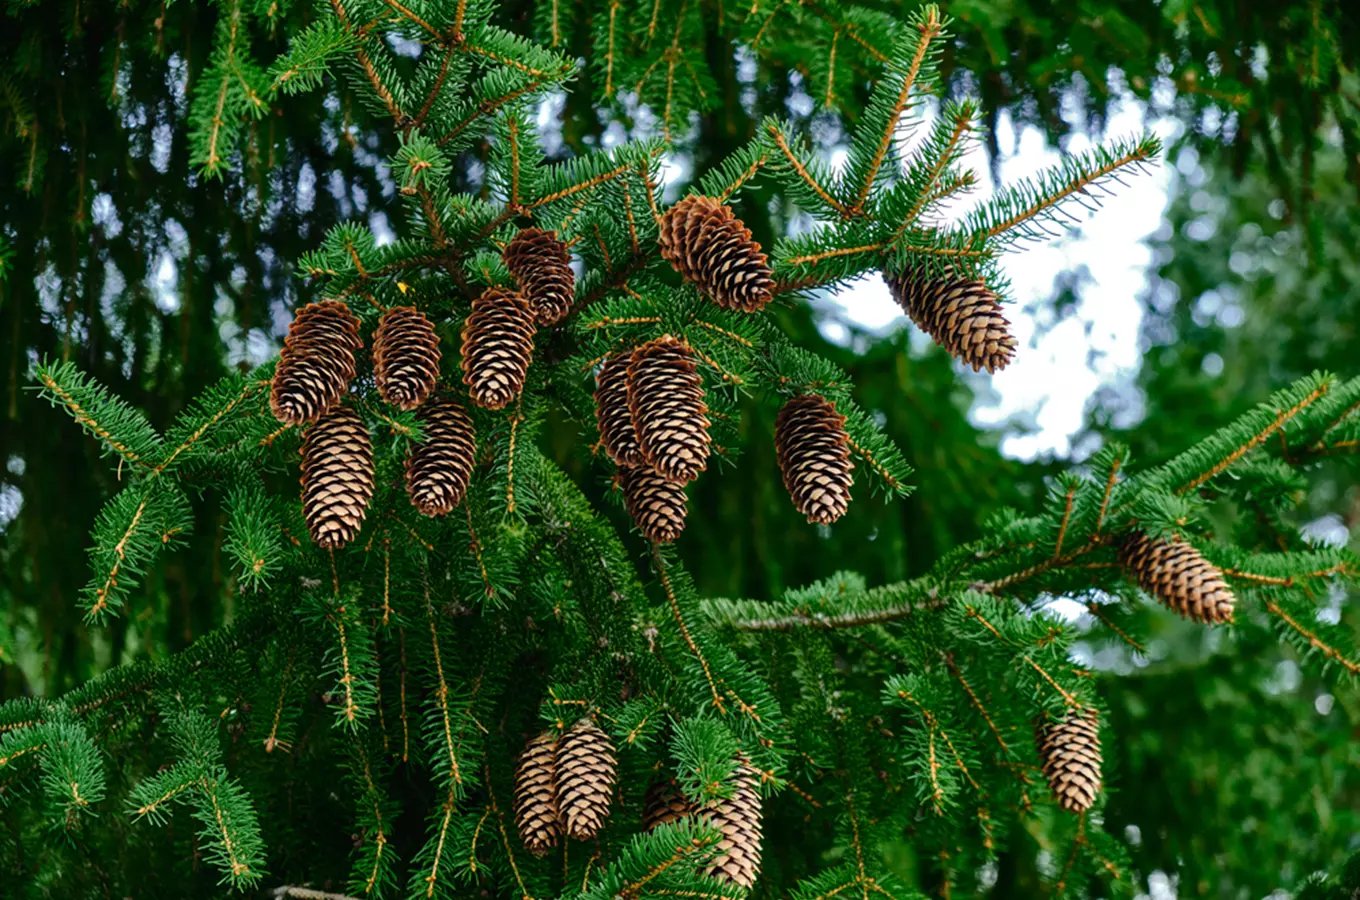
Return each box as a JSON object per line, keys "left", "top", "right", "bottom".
{"left": 884, "top": 266, "right": 1017, "bottom": 374}
{"left": 594, "top": 353, "right": 643, "bottom": 467}
{"left": 775, "top": 394, "right": 854, "bottom": 525}
{"left": 702, "top": 760, "right": 763, "bottom": 888}
{"left": 619, "top": 464, "right": 689, "bottom": 543}
{"left": 270, "top": 300, "right": 363, "bottom": 424}
{"left": 657, "top": 195, "right": 774, "bottom": 313}
{"left": 627, "top": 336, "right": 710, "bottom": 484}
{"left": 1118, "top": 531, "right": 1236, "bottom": 624}
{"left": 513, "top": 732, "right": 562, "bottom": 857}
{"left": 555, "top": 719, "right": 617, "bottom": 841}
{"left": 1037, "top": 710, "right": 1102, "bottom": 813}
{"left": 373, "top": 306, "right": 441, "bottom": 410}
{"left": 300, "top": 405, "right": 374, "bottom": 549}
{"left": 642, "top": 779, "right": 695, "bottom": 832}
{"left": 503, "top": 228, "right": 575, "bottom": 327}
{"left": 405, "top": 397, "right": 477, "bottom": 516}
{"left": 460, "top": 288, "right": 536, "bottom": 410}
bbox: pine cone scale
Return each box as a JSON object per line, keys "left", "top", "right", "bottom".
{"left": 702, "top": 761, "right": 763, "bottom": 887}
{"left": 775, "top": 394, "right": 854, "bottom": 524}
{"left": 620, "top": 464, "right": 689, "bottom": 543}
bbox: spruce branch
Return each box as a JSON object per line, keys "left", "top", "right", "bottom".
{"left": 33, "top": 358, "right": 164, "bottom": 467}
{"left": 961, "top": 134, "right": 1162, "bottom": 247}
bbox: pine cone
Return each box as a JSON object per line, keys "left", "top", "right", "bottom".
{"left": 775, "top": 394, "right": 854, "bottom": 524}
{"left": 405, "top": 397, "right": 477, "bottom": 516}
{"left": 884, "top": 267, "right": 1017, "bottom": 374}
{"left": 594, "top": 353, "right": 644, "bottom": 467}
{"left": 627, "top": 336, "right": 710, "bottom": 484}
{"left": 657, "top": 195, "right": 774, "bottom": 313}
{"left": 460, "top": 288, "right": 536, "bottom": 410}
{"left": 300, "top": 405, "right": 374, "bottom": 549}
{"left": 1037, "top": 710, "right": 1102, "bottom": 813}
{"left": 503, "top": 228, "right": 575, "bottom": 327}
{"left": 373, "top": 306, "right": 441, "bottom": 410}
{"left": 1118, "top": 531, "right": 1236, "bottom": 624}
{"left": 619, "top": 465, "right": 688, "bottom": 543}
{"left": 555, "top": 719, "right": 617, "bottom": 841}
{"left": 702, "top": 760, "right": 763, "bottom": 887}
{"left": 642, "top": 779, "right": 695, "bottom": 832}
{"left": 513, "top": 732, "right": 562, "bottom": 857}
{"left": 270, "top": 300, "right": 362, "bottom": 424}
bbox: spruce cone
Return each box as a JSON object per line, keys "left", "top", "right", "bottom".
{"left": 503, "top": 228, "right": 575, "bottom": 327}
{"left": 300, "top": 405, "right": 374, "bottom": 549}
{"left": 460, "top": 288, "right": 536, "bottom": 410}
{"left": 555, "top": 719, "right": 617, "bottom": 841}
{"left": 405, "top": 398, "right": 477, "bottom": 516}
{"left": 702, "top": 760, "right": 763, "bottom": 887}
{"left": 1037, "top": 710, "right": 1102, "bottom": 813}
{"left": 658, "top": 195, "right": 774, "bottom": 313}
{"left": 627, "top": 336, "right": 710, "bottom": 484}
{"left": 513, "top": 732, "right": 562, "bottom": 857}
{"left": 775, "top": 394, "right": 854, "bottom": 525}
{"left": 594, "top": 353, "right": 644, "bottom": 467}
{"left": 884, "top": 267, "right": 1017, "bottom": 374}
{"left": 270, "top": 300, "right": 362, "bottom": 424}
{"left": 619, "top": 465, "right": 688, "bottom": 543}
{"left": 642, "top": 780, "right": 695, "bottom": 832}
{"left": 1118, "top": 531, "right": 1236, "bottom": 624}
{"left": 373, "top": 306, "right": 441, "bottom": 410}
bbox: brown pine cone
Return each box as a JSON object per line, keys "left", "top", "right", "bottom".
{"left": 884, "top": 267, "right": 1017, "bottom": 374}
{"left": 373, "top": 306, "right": 441, "bottom": 410}
{"left": 460, "top": 287, "right": 536, "bottom": 410}
{"left": 555, "top": 719, "right": 617, "bottom": 841}
{"left": 619, "top": 465, "right": 688, "bottom": 543}
{"left": 1037, "top": 710, "right": 1102, "bottom": 813}
{"left": 1118, "top": 531, "right": 1236, "bottom": 624}
{"left": 627, "top": 336, "right": 710, "bottom": 484}
{"left": 702, "top": 760, "right": 763, "bottom": 887}
{"left": 775, "top": 394, "right": 854, "bottom": 524}
{"left": 642, "top": 779, "right": 695, "bottom": 831}
{"left": 300, "top": 405, "right": 374, "bottom": 549}
{"left": 503, "top": 228, "right": 575, "bottom": 327}
{"left": 270, "top": 300, "right": 363, "bottom": 424}
{"left": 405, "top": 397, "right": 477, "bottom": 516}
{"left": 658, "top": 195, "right": 774, "bottom": 313}
{"left": 594, "top": 353, "right": 644, "bottom": 467}
{"left": 513, "top": 732, "right": 562, "bottom": 857}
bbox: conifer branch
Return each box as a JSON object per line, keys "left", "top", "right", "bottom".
{"left": 1260, "top": 598, "right": 1360, "bottom": 676}
{"left": 846, "top": 6, "right": 942, "bottom": 216}
{"left": 652, "top": 545, "right": 725, "bottom": 712}
{"left": 767, "top": 125, "right": 851, "bottom": 216}
{"left": 423, "top": 576, "right": 463, "bottom": 790}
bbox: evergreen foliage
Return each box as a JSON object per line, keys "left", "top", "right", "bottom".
{"left": 2, "top": 0, "right": 1359, "bottom": 897}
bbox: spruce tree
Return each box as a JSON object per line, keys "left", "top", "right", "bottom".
{"left": 2, "top": 1, "right": 1358, "bottom": 897}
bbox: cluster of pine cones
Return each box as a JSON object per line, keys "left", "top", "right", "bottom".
{"left": 1034, "top": 530, "right": 1236, "bottom": 813}
{"left": 514, "top": 723, "right": 763, "bottom": 887}
{"left": 267, "top": 230, "right": 582, "bottom": 547}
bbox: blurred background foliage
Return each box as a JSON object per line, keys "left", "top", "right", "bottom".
{"left": 1, "top": 0, "right": 1358, "bottom": 894}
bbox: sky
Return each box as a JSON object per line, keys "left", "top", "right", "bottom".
{"left": 814, "top": 96, "right": 1180, "bottom": 461}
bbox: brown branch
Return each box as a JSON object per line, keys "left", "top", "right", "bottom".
{"left": 766, "top": 125, "right": 851, "bottom": 216}
{"left": 652, "top": 545, "right": 725, "bottom": 712}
